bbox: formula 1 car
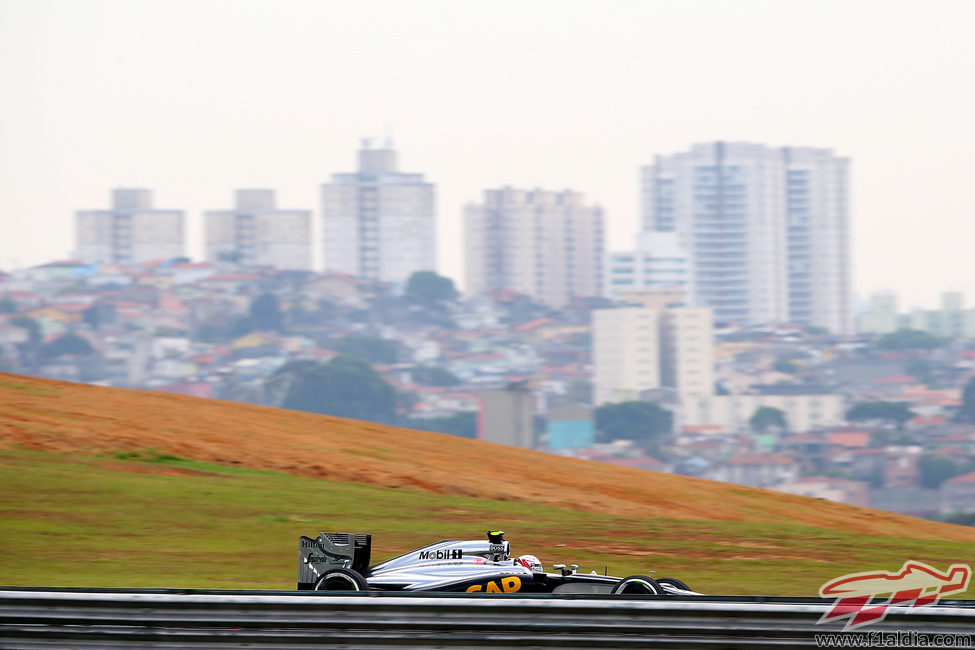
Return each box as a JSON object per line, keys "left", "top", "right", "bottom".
{"left": 298, "top": 530, "right": 698, "bottom": 596}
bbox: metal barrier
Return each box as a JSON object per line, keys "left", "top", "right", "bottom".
{"left": 1, "top": 588, "right": 973, "bottom": 648}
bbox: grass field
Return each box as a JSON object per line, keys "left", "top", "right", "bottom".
{"left": 2, "top": 448, "right": 973, "bottom": 596}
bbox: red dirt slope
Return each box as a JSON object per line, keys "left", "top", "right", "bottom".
{"left": 1, "top": 372, "right": 973, "bottom": 542}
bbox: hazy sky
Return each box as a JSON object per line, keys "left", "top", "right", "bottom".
{"left": 1, "top": 0, "right": 973, "bottom": 309}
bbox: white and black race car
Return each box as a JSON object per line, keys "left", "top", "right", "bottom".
{"left": 298, "top": 530, "right": 698, "bottom": 596}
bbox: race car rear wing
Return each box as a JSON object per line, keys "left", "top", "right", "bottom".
{"left": 297, "top": 532, "right": 372, "bottom": 590}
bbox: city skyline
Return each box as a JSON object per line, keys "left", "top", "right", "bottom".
{"left": 2, "top": 1, "right": 973, "bottom": 309}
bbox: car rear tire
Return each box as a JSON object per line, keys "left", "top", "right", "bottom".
{"left": 610, "top": 575, "right": 662, "bottom": 595}
{"left": 656, "top": 577, "right": 691, "bottom": 592}
{"left": 314, "top": 568, "right": 368, "bottom": 591}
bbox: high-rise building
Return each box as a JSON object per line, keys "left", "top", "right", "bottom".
{"left": 592, "top": 307, "right": 661, "bottom": 405}
{"left": 641, "top": 142, "right": 851, "bottom": 334}
{"left": 604, "top": 231, "right": 690, "bottom": 301}
{"left": 659, "top": 307, "right": 714, "bottom": 398}
{"left": 464, "top": 187, "right": 604, "bottom": 309}
{"left": 321, "top": 139, "right": 436, "bottom": 283}
{"left": 75, "top": 189, "right": 184, "bottom": 265}
{"left": 592, "top": 305, "right": 714, "bottom": 405}
{"left": 205, "top": 189, "right": 312, "bottom": 270}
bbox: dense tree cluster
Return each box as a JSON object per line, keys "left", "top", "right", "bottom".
{"left": 405, "top": 271, "right": 458, "bottom": 307}
{"left": 959, "top": 377, "right": 975, "bottom": 424}
{"left": 411, "top": 365, "right": 460, "bottom": 386}
{"left": 749, "top": 406, "right": 787, "bottom": 432}
{"left": 281, "top": 355, "right": 398, "bottom": 425}
{"left": 876, "top": 329, "right": 945, "bottom": 350}
{"left": 594, "top": 401, "right": 672, "bottom": 443}
{"left": 845, "top": 401, "right": 915, "bottom": 429}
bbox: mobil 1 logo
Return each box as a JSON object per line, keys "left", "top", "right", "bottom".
{"left": 419, "top": 548, "right": 463, "bottom": 560}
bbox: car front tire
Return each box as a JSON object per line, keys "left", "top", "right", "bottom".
{"left": 313, "top": 568, "right": 368, "bottom": 591}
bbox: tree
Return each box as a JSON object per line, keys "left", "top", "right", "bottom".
{"left": 959, "top": 376, "right": 975, "bottom": 423}
{"left": 411, "top": 365, "right": 460, "bottom": 387}
{"left": 905, "top": 358, "right": 934, "bottom": 384}
{"left": 250, "top": 293, "right": 283, "bottom": 332}
{"left": 749, "top": 406, "right": 787, "bottom": 432}
{"left": 594, "top": 401, "right": 672, "bottom": 443}
{"left": 876, "top": 329, "right": 945, "bottom": 350}
{"left": 229, "top": 316, "right": 256, "bottom": 337}
{"left": 39, "top": 333, "right": 94, "bottom": 358}
{"left": 772, "top": 358, "right": 799, "bottom": 374}
{"left": 405, "top": 271, "right": 458, "bottom": 307}
{"left": 282, "top": 355, "right": 397, "bottom": 424}
{"left": 918, "top": 455, "right": 965, "bottom": 489}
{"left": 408, "top": 411, "right": 478, "bottom": 438}
{"left": 11, "top": 316, "right": 41, "bottom": 347}
{"left": 846, "top": 401, "right": 915, "bottom": 429}
{"left": 332, "top": 335, "right": 399, "bottom": 364}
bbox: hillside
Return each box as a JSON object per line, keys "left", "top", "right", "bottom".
{"left": 2, "top": 372, "right": 974, "bottom": 543}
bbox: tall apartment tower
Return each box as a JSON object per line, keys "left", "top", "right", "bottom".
{"left": 464, "top": 187, "right": 604, "bottom": 309}
{"left": 320, "top": 139, "right": 436, "bottom": 283}
{"left": 641, "top": 142, "right": 851, "bottom": 334}
{"left": 592, "top": 305, "right": 714, "bottom": 405}
{"left": 205, "top": 190, "right": 312, "bottom": 270}
{"left": 75, "top": 189, "right": 185, "bottom": 265}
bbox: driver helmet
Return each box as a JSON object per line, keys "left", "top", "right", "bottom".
{"left": 516, "top": 554, "right": 542, "bottom": 572}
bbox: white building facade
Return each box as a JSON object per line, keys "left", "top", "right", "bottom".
{"left": 592, "top": 307, "right": 661, "bottom": 405}
{"left": 321, "top": 139, "right": 436, "bottom": 283}
{"left": 205, "top": 189, "right": 312, "bottom": 270}
{"left": 592, "top": 305, "right": 713, "bottom": 405}
{"left": 76, "top": 189, "right": 185, "bottom": 265}
{"left": 679, "top": 394, "right": 844, "bottom": 433}
{"left": 464, "top": 187, "right": 604, "bottom": 309}
{"left": 660, "top": 307, "right": 714, "bottom": 398}
{"left": 641, "top": 142, "right": 852, "bottom": 334}
{"left": 604, "top": 231, "right": 690, "bottom": 301}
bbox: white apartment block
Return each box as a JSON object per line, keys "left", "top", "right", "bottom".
{"left": 604, "top": 231, "right": 690, "bottom": 301}
{"left": 76, "top": 189, "right": 184, "bottom": 265}
{"left": 465, "top": 187, "right": 604, "bottom": 309}
{"left": 592, "top": 305, "right": 713, "bottom": 405}
{"left": 205, "top": 189, "right": 312, "bottom": 270}
{"left": 641, "top": 142, "right": 852, "bottom": 334}
{"left": 679, "top": 393, "right": 844, "bottom": 433}
{"left": 856, "top": 292, "right": 900, "bottom": 334}
{"left": 592, "top": 308, "right": 660, "bottom": 406}
{"left": 660, "top": 307, "right": 714, "bottom": 398}
{"left": 321, "top": 139, "right": 436, "bottom": 283}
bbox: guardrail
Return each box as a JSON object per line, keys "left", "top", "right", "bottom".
{"left": 1, "top": 588, "right": 973, "bottom": 648}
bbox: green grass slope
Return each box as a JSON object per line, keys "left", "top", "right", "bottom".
{"left": 1, "top": 449, "right": 972, "bottom": 596}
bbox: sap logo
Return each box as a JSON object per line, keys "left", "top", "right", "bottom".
{"left": 419, "top": 549, "right": 463, "bottom": 560}
{"left": 466, "top": 577, "right": 522, "bottom": 593}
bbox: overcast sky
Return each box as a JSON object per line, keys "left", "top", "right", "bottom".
{"left": 1, "top": 0, "right": 973, "bottom": 309}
